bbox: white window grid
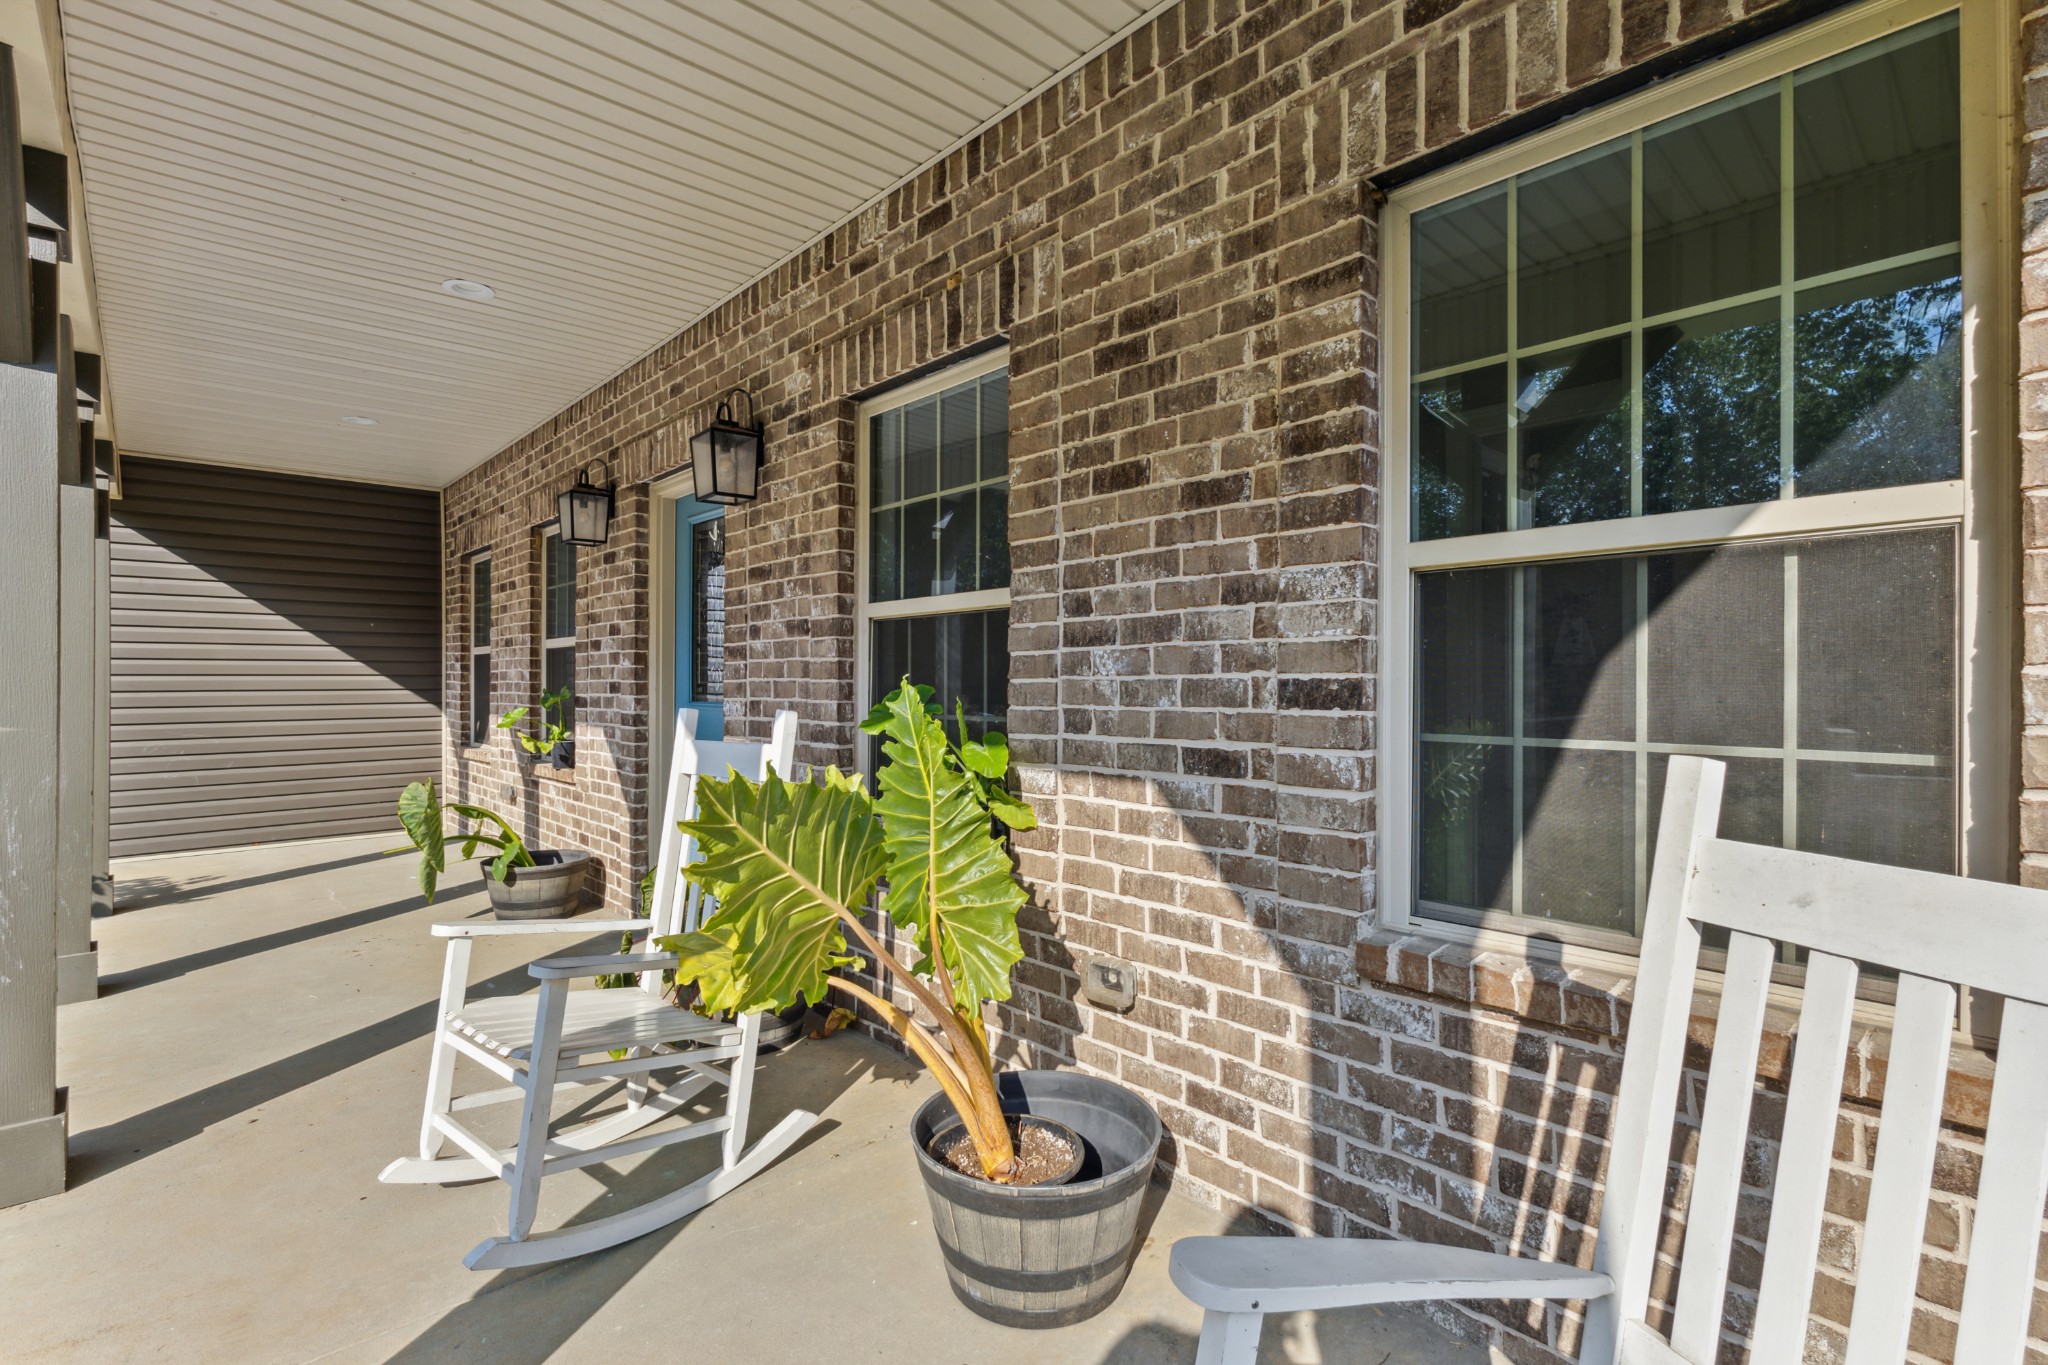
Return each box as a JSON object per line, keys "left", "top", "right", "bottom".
{"left": 1378, "top": 0, "right": 2014, "bottom": 966}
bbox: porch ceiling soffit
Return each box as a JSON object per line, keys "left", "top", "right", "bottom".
{"left": 58, "top": 0, "right": 1170, "bottom": 489}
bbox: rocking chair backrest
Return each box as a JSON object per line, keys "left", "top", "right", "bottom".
{"left": 1592, "top": 756, "right": 2048, "bottom": 1365}
{"left": 641, "top": 708, "right": 798, "bottom": 994}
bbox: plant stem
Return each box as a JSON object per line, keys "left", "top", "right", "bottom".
{"left": 828, "top": 978, "right": 1001, "bottom": 1163}
{"left": 835, "top": 908, "right": 1017, "bottom": 1179}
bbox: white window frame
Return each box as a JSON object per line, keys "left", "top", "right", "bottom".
{"left": 1376, "top": 0, "right": 2016, "bottom": 972}
{"left": 854, "top": 347, "right": 1013, "bottom": 776}
{"left": 467, "top": 552, "right": 491, "bottom": 747}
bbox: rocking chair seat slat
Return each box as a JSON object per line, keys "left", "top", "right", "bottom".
{"left": 1170, "top": 1237, "right": 1612, "bottom": 1315}
{"left": 451, "top": 989, "right": 734, "bottom": 1061}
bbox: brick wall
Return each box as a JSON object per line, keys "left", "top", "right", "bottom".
{"left": 2020, "top": 1, "right": 2048, "bottom": 887}
{"left": 441, "top": 1, "right": 2035, "bottom": 1359}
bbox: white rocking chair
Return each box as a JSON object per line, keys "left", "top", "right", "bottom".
{"left": 379, "top": 708, "right": 817, "bottom": 1269}
{"left": 1173, "top": 755, "right": 2048, "bottom": 1365}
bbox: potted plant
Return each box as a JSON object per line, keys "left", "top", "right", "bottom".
{"left": 498, "top": 686, "right": 574, "bottom": 768}
{"left": 662, "top": 679, "right": 1161, "bottom": 1328}
{"left": 394, "top": 780, "right": 592, "bottom": 920}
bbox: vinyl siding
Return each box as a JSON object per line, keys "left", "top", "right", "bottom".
{"left": 110, "top": 457, "right": 440, "bottom": 855}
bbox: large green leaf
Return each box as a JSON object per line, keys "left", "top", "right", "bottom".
{"left": 871, "top": 680, "right": 1026, "bottom": 1007}
{"left": 397, "top": 780, "right": 445, "bottom": 902}
{"left": 660, "top": 767, "right": 885, "bottom": 1017}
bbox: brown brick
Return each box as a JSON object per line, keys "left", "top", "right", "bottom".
{"left": 1564, "top": 0, "right": 1612, "bottom": 84}
{"left": 1468, "top": 17, "right": 1508, "bottom": 126}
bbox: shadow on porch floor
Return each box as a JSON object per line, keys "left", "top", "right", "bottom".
{"left": 1, "top": 835, "right": 1486, "bottom": 1365}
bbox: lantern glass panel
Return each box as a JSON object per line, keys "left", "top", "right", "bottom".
{"left": 718, "top": 428, "right": 758, "bottom": 500}
{"left": 561, "top": 486, "right": 610, "bottom": 544}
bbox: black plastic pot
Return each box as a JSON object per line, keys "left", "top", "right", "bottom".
{"left": 911, "top": 1070, "right": 1161, "bottom": 1328}
{"left": 479, "top": 849, "right": 591, "bottom": 920}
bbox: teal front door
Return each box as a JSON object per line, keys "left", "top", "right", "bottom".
{"left": 673, "top": 499, "right": 725, "bottom": 740}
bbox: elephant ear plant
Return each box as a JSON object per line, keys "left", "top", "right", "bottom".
{"left": 394, "top": 779, "right": 534, "bottom": 901}
{"left": 661, "top": 679, "right": 1040, "bottom": 1182}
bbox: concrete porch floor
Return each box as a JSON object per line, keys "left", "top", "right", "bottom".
{"left": 1, "top": 836, "right": 1488, "bottom": 1365}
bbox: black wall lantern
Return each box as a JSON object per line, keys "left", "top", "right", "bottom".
{"left": 556, "top": 461, "right": 615, "bottom": 546}
{"left": 689, "top": 388, "right": 763, "bottom": 505}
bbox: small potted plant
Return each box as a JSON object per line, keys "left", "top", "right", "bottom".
{"left": 662, "top": 679, "right": 1161, "bottom": 1328}
{"left": 394, "top": 780, "right": 592, "bottom": 919}
{"left": 498, "top": 686, "right": 574, "bottom": 768}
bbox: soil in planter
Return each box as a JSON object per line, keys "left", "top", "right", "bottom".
{"left": 929, "top": 1117, "right": 1079, "bottom": 1187}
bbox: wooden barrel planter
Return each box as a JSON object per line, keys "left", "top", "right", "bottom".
{"left": 478, "top": 849, "right": 591, "bottom": 920}
{"left": 910, "top": 1070, "right": 1161, "bottom": 1328}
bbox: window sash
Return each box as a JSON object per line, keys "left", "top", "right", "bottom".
{"left": 1376, "top": 0, "right": 2012, "bottom": 964}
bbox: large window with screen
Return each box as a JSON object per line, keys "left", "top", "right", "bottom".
{"left": 1382, "top": 6, "right": 2004, "bottom": 952}
{"left": 858, "top": 350, "right": 1010, "bottom": 769}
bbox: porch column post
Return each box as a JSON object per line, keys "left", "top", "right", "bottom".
{"left": 92, "top": 458, "right": 112, "bottom": 919}
{"left": 56, "top": 471, "right": 97, "bottom": 1002}
{"left": 56, "top": 330, "right": 95, "bottom": 1000}
{"left": 0, "top": 43, "right": 70, "bottom": 1206}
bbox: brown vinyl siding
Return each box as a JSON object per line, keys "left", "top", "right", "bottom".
{"left": 109, "top": 458, "right": 440, "bottom": 856}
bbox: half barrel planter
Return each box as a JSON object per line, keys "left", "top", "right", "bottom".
{"left": 479, "top": 849, "right": 592, "bottom": 920}
{"left": 910, "top": 1069, "right": 1161, "bottom": 1328}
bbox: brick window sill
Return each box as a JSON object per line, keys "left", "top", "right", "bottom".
{"left": 533, "top": 763, "right": 575, "bottom": 786}
{"left": 1355, "top": 928, "right": 1996, "bottom": 1130}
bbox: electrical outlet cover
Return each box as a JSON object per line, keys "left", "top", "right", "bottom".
{"left": 1080, "top": 955, "right": 1137, "bottom": 1012}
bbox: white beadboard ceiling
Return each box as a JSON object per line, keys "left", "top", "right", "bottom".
{"left": 59, "top": 0, "right": 1169, "bottom": 489}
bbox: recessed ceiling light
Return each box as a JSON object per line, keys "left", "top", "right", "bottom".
{"left": 341, "top": 414, "right": 379, "bottom": 426}
{"left": 441, "top": 278, "right": 495, "bottom": 301}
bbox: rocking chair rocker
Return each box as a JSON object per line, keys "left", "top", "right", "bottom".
{"left": 378, "top": 708, "right": 816, "bottom": 1269}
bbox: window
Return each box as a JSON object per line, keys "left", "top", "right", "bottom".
{"left": 1382, "top": 5, "right": 2006, "bottom": 953}
{"left": 692, "top": 515, "right": 725, "bottom": 704}
{"left": 858, "top": 350, "right": 1011, "bottom": 769}
{"left": 468, "top": 555, "right": 491, "bottom": 745}
{"left": 542, "top": 526, "right": 575, "bottom": 747}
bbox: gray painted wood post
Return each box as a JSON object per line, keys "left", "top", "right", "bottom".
{"left": 56, "top": 479, "right": 97, "bottom": 1002}
{"left": 0, "top": 249, "right": 72, "bottom": 1206}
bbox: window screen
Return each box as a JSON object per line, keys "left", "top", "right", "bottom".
{"left": 1415, "top": 526, "right": 1957, "bottom": 939}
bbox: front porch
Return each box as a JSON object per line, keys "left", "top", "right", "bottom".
{"left": 0, "top": 836, "right": 1472, "bottom": 1365}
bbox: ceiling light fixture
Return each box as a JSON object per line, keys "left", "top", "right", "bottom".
{"left": 441, "top": 278, "right": 495, "bottom": 301}
{"left": 341, "top": 415, "right": 379, "bottom": 426}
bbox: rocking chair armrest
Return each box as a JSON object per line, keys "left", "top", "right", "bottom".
{"left": 429, "top": 918, "right": 649, "bottom": 940}
{"left": 528, "top": 951, "right": 679, "bottom": 980}
{"left": 1168, "top": 1237, "right": 1613, "bottom": 1315}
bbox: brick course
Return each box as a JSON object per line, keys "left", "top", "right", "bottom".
{"left": 441, "top": 1, "right": 2038, "bottom": 1359}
